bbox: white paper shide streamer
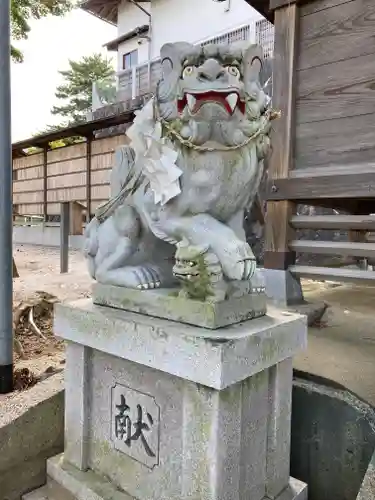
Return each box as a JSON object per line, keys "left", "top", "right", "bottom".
{"left": 127, "top": 99, "right": 182, "bottom": 206}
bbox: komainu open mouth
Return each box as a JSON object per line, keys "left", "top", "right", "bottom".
{"left": 178, "top": 91, "right": 245, "bottom": 115}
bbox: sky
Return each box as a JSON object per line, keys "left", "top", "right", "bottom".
{"left": 11, "top": 8, "right": 117, "bottom": 142}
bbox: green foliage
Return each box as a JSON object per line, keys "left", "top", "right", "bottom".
{"left": 181, "top": 255, "right": 214, "bottom": 302}
{"left": 11, "top": 0, "right": 74, "bottom": 62}
{"left": 35, "top": 123, "right": 85, "bottom": 149}
{"left": 94, "top": 78, "right": 117, "bottom": 105}
{"left": 34, "top": 54, "right": 115, "bottom": 149}
{"left": 51, "top": 53, "right": 115, "bottom": 123}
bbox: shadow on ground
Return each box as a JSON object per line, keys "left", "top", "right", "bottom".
{"left": 295, "top": 282, "right": 375, "bottom": 406}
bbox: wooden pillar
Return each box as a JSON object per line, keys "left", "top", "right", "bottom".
{"left": 69, "top": 201, "right": 84, "bottom": 235}
{"left": 43, "top": 146, "right": 48, "bottom": 221}
{"left": 264, "top": 2, "right": 299, "bottom": 271}
{"left": 86, "top": 135, "right": 92, "bottom": 223}
{"left": 349, "top": 201, "right": 371, "bottom": 269}
{"left": 60, "top": 202, "right": 70, "bottom": 274}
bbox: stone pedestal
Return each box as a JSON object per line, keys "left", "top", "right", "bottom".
{"left": 262, "top": 269, "right": 304, "bottom": 306}
{"left": 49, "top": 299, "right": 307, "bottom": 500}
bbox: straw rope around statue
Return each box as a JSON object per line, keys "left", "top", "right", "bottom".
{"left": 93, "top": 92, "right": 280, "bottom": 226}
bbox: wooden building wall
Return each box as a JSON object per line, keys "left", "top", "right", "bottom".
{"left": 264, "top": 0, "right": 375, "bottom": 286}
{"left": 295, "top": 0, "right": 375, "bottom": 171}
{"left": 12, "top": 135, "right": 127, "bottom": 217}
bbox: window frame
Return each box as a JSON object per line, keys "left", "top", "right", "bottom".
{"left": 122, "top": 49, "right": 138, "bottom": 70}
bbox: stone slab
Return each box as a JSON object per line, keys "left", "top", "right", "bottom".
{"left": 2, "top": 454, "right": 50, "bottom": 500}
{"left": 92, "top": 283, "right": 267, "bottom": 329}
{"left": 288, "top": 301, "right": 327, "bottom": 327}
{"left": 357, "top": 449, "right": 375, "bottom": 500}
{"left": 0, "top": 372, "right": 64, "bottom": 500}
{"left": 277, "top": 478, "right": 308, "bottom": 500}
{"left": 54, "top": 299, "right": 307, "bottom": 390}
{"left": 23, "top": 485, "right": 49, "bottom": 500}
{"left": 47, "top": 454, "right": 306, "bottom": 500}
{"left": 47, "top": 455, "right": 133, "bottom": 500}
{"left": 262, "top": 269, "right": 303, "bottom": 306}
{"left": 46, "top": 478, "right": 78, "bottom": 500}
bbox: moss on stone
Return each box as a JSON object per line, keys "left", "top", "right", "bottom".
{"left": 180, "top": 254, "right": 214, "bottom": 302}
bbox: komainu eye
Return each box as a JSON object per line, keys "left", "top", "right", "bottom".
{"left": 226, "top": 66, "right": 240, "bottom": 79}
{"left": 182, "top": 66, "right": 195, "bottom": 78}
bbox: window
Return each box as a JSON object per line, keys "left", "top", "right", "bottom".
{"left": 122, "top": 49, "right": 138, "bottom": 70}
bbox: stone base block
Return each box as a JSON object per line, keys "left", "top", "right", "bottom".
{"left": 261, "top": 269, "right": 304, "bottom": 306}
{"left": 92, "top": 282, "right": 267, "bottom": 329}
{"left": 53, "top": 300, "right": 307, "bottom": 500}
{"left": 23, "top": 479, "right": 76, "bottom": 500}
{"left": 54, "top": 300, "right": 306, "bottom": 390}
{"left": 45, "top": 455, "right": 307, "bottom": 500}
{"left": 22, "top": 485, "right": 49, "bottom": 500}
{"left": 46, "top": 455, "right": 133, "bottom": 500}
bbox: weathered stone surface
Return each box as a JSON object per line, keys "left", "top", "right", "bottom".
{"left": 291, "top": 374, "right": 375, "bottom": 500}
{"left": 23, "top": 485, "right": 49, "bottom": 500}
{"left": 111, "top": 383, "right": 160, "bottom": 468}
{"left": 47, "top": 455, "right": 307, "bottom": 500}
{"left": 287, "top": 301, "right": 327, "bottom": 327}
{"left": 54, "top": 299, "right": 307, "bottom": 390}
{"left": 51, "top": 298, "right": 307, "bottom": 500}
{"left": 261, "top": 269, "right": 304, "bottom": 306}
{"left": 83, "top": 351, "right": 274, "bottom": 500}
{"left": 277, "top": 478, "right": 308, "bottom": 500}
{"left": 63, "top": 343, "right": 90, "bottom": 471}
{"left": 84, "top": 41, "right": 274, "bottom": 307}
{"left": 0, "top": 373, "right": 64, "bottom": 500}
{"left": 92, "top": 283, "right": 266, "bottom": 329}
{"left": 357, "top": 450, "right": 375, "bottom": 500}
{"left": 266, "top": 358, "right": 294, "bottom": 498}
{"left": 3, "top": 455, "right": 50, "bottom": 500}
{"left": 47, "top": 455, "right": 133, "bottom": 500}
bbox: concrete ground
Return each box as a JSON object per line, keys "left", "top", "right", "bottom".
{"left": 296, "top": 281, "right": 375, "bottom": 407}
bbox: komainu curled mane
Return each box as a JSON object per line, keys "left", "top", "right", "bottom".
{"left": 84, "top": 41, "right": 277, "bottom": 301}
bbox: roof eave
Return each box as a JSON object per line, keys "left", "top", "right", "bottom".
{"left": 80, "top": 0, "right": 119, "bottom": 26}
{"left": 104, "top": 24, "right": 149, "bottom": 51}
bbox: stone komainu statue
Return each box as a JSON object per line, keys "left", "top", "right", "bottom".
{"left": 83, "top": 41, "right": 277, "bottom": 301}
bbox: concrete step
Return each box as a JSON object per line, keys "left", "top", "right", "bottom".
{"left": 22, "top": 479, "right": 76, "bottom": 500}
{"left": 22, "top": 486, "right": 49, "bottom": 500}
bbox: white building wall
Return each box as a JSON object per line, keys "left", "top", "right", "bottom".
{"left": 117, "top": 38, "right": 149, "bottom": 72}
{"left": 150, "top": 0, "right": 262, "bottom": 57}
{"left": 116, "top": 0, "right": 262, "bottom": 68}
{"left": 117, "top": 0, "right": 151, "bottom": 72}
{"left": 117, "top": 0, "right": 151, "bottom": 34}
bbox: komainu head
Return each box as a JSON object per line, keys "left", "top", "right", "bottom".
{"left": 155, "top": 41, "right": 270, "bottom": 148}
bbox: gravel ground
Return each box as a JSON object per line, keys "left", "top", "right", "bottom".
{"left": 10, "top": 244, "right": 92, "bottom": 384}
{"left": 13, "top": 244, "right": 92, "bottom": 303}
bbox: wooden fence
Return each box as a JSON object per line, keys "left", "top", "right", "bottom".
{"left": 12, "top": 135, "right": 127, "bottom": 219}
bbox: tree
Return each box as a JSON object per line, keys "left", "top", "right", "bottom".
{"left": 51, "top": 53, "right": 116, "bottom": 124}
{"left": 11, "top": 0, "right": 74, "bottom": 62}
{"left": 35, "top": 123, "right": 85, "bottom": 149}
